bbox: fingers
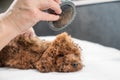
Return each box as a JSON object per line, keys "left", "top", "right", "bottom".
{"left": 38, "top": 0, "right": 62, "bottom": 14}
{"left": 48, "top": 0, "right": 62, "bottom": 14}
{"left": 39, "top": 11, "right": 60, "bottom": 21}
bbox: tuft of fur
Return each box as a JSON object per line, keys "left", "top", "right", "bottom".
{"left": 0, "top": 32, "right": 83, "bottom": 72}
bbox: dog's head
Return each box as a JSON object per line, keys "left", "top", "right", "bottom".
{"left": 55, "top": 50, "right": 83, "bottom": 72}
{"left": 54, "top": 32, "right": 83, "bottom": 72}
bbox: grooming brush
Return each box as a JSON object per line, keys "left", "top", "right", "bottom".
{"left": 48, "top": 0, "right": 76, "bottom": 31}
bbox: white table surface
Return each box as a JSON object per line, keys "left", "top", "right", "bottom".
{"left": 0, "top": 36, "right": 120, "bottom": 80}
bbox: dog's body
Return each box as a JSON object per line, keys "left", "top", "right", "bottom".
{"left": 0, "top": 32, "right": 83, "bottom": 72}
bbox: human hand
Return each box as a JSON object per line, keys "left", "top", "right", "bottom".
{"left": 2, "top": 0, "right": 62, "bottom": 35}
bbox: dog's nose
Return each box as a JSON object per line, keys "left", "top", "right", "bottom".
{"left": 71, "top": 62, "right": 78, "bottom": 68}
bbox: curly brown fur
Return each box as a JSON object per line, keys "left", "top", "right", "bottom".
{"left": 0, "top": 35, "right": 50, "bottom": 69}
{"left": 0, "top": 32, "right": 83, "bottom": 72}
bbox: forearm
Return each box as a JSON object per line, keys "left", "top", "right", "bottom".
{"left": 0, "top": 14, "right": 18, "bottom": 50}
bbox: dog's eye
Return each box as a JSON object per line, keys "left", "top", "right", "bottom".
{"left": 58, "top": 54, "right": 64, "bottom": 57}
{"left": 71, "top": 62, "right": 78, "bottom": 68}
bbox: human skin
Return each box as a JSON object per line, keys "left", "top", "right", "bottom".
{"left": 0, "top": 0, "right": 62, "bottom": 50}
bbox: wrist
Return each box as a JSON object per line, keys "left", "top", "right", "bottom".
{"left": 0, "top": 13, "right": 19, "bottom": 38}
{"left": 0, "top": 13, "right": 20, "bottom": 50}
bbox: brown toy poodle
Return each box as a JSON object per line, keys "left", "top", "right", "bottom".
{"left": 0, "top": 32, "right": 83, "bottom": 72}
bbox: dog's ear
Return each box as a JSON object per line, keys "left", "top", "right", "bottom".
{"left": 34, "top": 39, "right": 57, "bottom": 72}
